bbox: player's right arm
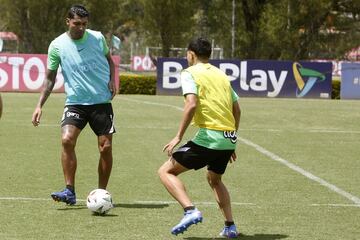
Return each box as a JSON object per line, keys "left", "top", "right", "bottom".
{"left": 163, "top": 93, "right": 197, "bottom": 156}
{"left": 230, "top": 88, "right": 241, "bottom": 163}
{"left": 230, "top": 88, "right": 241, "bottom": 131}
{"left": 32, "top": 70, "right": 57, "bottom": 126}
{"left": 32, "top": 41, "right": 59, "bottom": 127}
{"left": 162, "top": 70, "right": 198, "bottom": 156}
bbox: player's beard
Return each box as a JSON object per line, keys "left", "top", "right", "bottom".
{"left": 69, "top": 29, "right": 85, "bottom": 40}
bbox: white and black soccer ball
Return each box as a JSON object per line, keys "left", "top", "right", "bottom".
{"left": 86, "top": 189, "right": 113, "bottom": 215}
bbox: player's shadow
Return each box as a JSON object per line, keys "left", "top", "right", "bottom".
{"left": 56, "top": 203, "right": 87, "bottom": 211}
{"left": 184, "top": 233, "right": 288, "bottom": 240}
{"left": 90, "top": 213, "right": 119, "bottom": 217}
{"left": 113, "top": 203, "right": 169, "bottom": 209}
{"left": 55, "top": 202, "right": 169, "bottom": 211}
{"left": 56, "top": 204, "right": 119, "bottom": 217}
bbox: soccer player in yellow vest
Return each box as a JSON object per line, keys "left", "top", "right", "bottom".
{"left": 158, "top": 37, "right": 241, "bottom": 238}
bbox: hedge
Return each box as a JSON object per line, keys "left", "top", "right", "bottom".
{"left": 119, "top": 74, "right": 157, "bottom": 95}
{"left": 331, "top": 78, "right": 341, "bottom": 99}
{"left": 119, "top": 74, "right": 342, "bottom": 99}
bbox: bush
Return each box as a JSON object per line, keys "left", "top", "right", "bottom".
{"left": 119, "top": 74, "right": 157, "bottom": 95}
{"left": 331, "top": 77, "right": 341, "bottom": 99}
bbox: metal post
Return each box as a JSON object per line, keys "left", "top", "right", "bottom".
{"left": 211, "top": 39, "right": 215, "bottom": 59}
{"left": 231, "top": 0, "right": 236, "bottom": 58}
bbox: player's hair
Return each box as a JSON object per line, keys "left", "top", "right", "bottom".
{"left": 68, "top": 4, "right": 89, "bottom": 19}
{"left": 187, "top": 37, "right": 212, "bottom": 59}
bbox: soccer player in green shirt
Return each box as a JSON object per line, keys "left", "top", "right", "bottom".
{"left": 32, "top": 4, "right": 116, "bottom": 205}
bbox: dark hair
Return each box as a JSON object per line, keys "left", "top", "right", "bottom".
{"left": 187, "top": 37, "right": 212, "bottom": 59}
{"left": 67, "top": 4, "right": 89, "bottom": 19}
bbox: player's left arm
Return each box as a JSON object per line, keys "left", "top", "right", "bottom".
{"left": 105, "top": 52, "right": 116, "bottom": 99}
{"left": 101, "top": 34, "right": 116, "bottom": 99}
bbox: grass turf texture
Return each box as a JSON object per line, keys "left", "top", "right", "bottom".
{"left": 0, "top": 93, "right": 359, "bottom": 239}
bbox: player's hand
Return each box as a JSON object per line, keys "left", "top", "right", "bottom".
{"left": 162, "top": 136, "right": 181, "bottom": 157}
{"left": 108, "top": 80, "right": 116, "bottom": 99}
{"left": 32, "top": 107, "right": 42, "bottom": 127}
{"left": 229, "top": 152, "right": 237, "bottom": 163}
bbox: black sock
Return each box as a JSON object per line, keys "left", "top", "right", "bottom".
{"left": 184, "top": 206, "right": 195, "bottom": 212}
{"left": 225, "top": 221, "right": 235, "bottom": 227}
{"left": 66, "top": 185, "right": 75, "bottom": 193}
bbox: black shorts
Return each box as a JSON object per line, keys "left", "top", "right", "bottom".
{"left": 172, "top": 141, "right": 234, "bottom": 175}
{"left": 61, "top": 103, "right": 116, "bottom": 136}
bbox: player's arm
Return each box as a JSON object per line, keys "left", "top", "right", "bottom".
{"left": 32, "top": 42, "right": 59, "bottom": 127}
{"left": 105, "top": 52, "right": 116, "bottom": 99}
{"left": 177, "top": 93, "right": 197, "bottom": 138}
{"left": 102, "top": 34, "right": 116, "bottom": 99}
{"left": 231, "top": 88, "right": 241, "bottom": 131}
{"left": 233, "top": 101, "right": 241, "bottom": 131}
{"left": 163, "top": 70, "right": 198, "bottom": 156}
{"left": 32, "top": 70, "right": 57, "bottom": 126}
{"left": 163, "top": 94, "right": 197, "bottom": 156}
{"left": 230, "top": 88, "right": 241, "bottom": 163}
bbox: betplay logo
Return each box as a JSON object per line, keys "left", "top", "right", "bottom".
{"left": 292, "top": 62, "right": 325, "bottom": 97}
{"left": 157, "top": 58, "right": 331, "bottom": 98}
{"left": 240, "top": 61, "right": 287, "bottom": 97}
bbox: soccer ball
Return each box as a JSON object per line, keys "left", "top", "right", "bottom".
{"left": 86, "top": 189, "right": 113, "bottom": 215}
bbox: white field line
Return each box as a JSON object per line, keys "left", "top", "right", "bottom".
{"left": 16, "top": 123, "right": 360, "bottom": 133}
{"left": 134, "top": 200, "right": 256, "bottom": 206}
{"left": 7, "top": 120, "right": 360, "bottom": 134}
{"left": 0, "top": 197, "right": 85, "bottom": 202}
{"left": 118, "top": 96, "right": 183, "bottom": 111}
{"left": 241, "top": 129, "right": 360, "bottom": 134}
{"left": 25, "top": 124, "right": 360, "bottom": 133}
{"left": 311, "top": 203, "right": 360, "bottom": 208}
{"left": 119, "top": 97, "right": 360, "bottom": 206}
{"left": 238, "top": 137, "right": 360, "bottom": 205}
{"left": 13, "top": 124, "right": 175, "bottom": 129}
{"left": 307, "top": 129, "right": 360, "bottom": 134}
{"left": 0, "top": 197, "right": 359, "bottom": 208}
{"left": 0, "top": 197, "right": 252, "bottom": 206}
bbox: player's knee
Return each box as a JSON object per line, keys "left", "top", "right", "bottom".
{"left": 99, "top": 143, "right": 112, "bottom": 154}
{"left": 61, "top": 135, "right": 76, "bottom": 149}
{"left": 157, "top": 165, "right": 166, "bottom": 178}
{"left": 207, "top": 174, "right": 221, "bottom": 188}
{"left": 158, "top": 163, "right": 172, "bottom": 179}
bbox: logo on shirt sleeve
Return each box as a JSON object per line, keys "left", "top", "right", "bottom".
{"left": 223, "top": 131, "right": 237, "bottom": 144}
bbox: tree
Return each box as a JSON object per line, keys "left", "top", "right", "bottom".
{"left": 0, "top": 0, "right": 124, "bottom": 53}
{"left": 207, "top": 0, "right": 360, "bottom": 60}
{"left": 0, "top": 0, "right": 72, "bottom": 53}
{"left": 193, "top": 0, "right": 212, "bottom": 38}
{"left": 206, "top": 0, "right": 233, "bottom": 58}
{"left": 0, "top": 0, "right": 359, "bottom": 60}
{"left": 142, "top": 0, "right": 195, "bottom": 57}
{"left": 258, "top": 0, "right": 360, "bottom": 60}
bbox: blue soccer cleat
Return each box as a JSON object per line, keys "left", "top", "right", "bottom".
{"left": 171, "top": 208, "right": 203, "bottom": 235}
{"left": 51, "top": 188, "right": 76, "bottom": 205}
{"left": 219, "top": 224, "right": 240, "bottom": 238}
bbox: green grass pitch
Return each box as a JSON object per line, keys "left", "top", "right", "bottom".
{"left": 0, "top": 93, "right": 359, "bottom": 239}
